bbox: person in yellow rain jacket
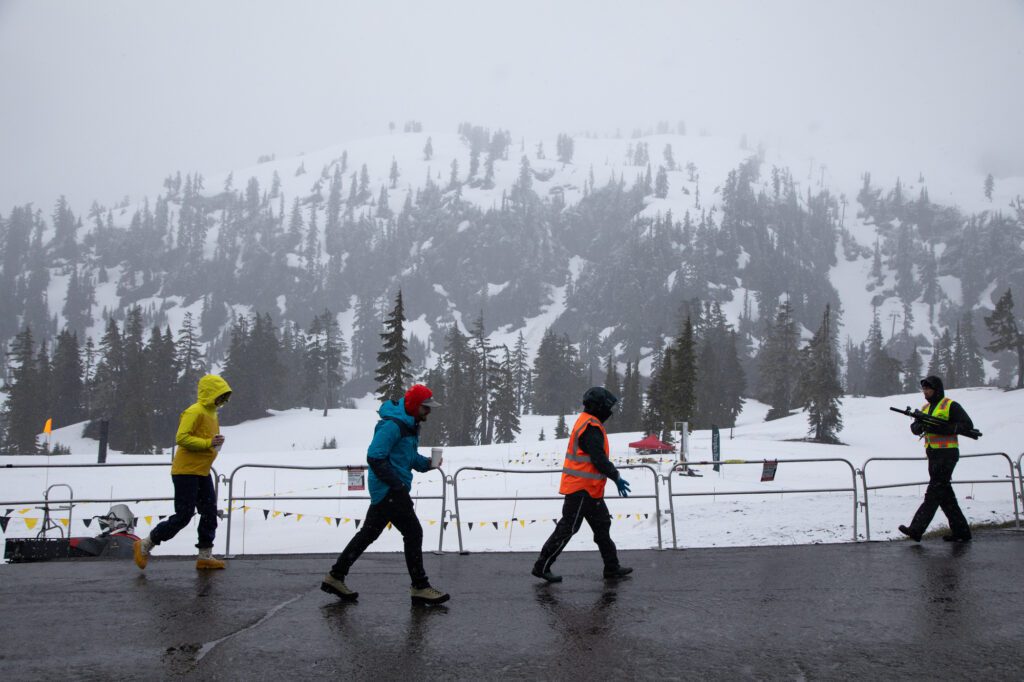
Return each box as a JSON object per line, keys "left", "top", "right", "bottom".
{"left": 134, "top": 374, "right": 232, "bottom": 570}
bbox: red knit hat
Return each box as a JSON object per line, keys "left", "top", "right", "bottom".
{"left": 404, "top": 384, "right": 440, "bottom": 415}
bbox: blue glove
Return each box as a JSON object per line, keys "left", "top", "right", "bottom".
{"left": 615, "top": 477, "right": 630, "bottom": 497}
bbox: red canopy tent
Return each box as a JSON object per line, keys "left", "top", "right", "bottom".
{"left": 627, "top": 434, "right": 675, "bottom": 452}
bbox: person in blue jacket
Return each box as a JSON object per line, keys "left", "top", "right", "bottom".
{"left": 321, "top": 384, "right": 449, "bottom": 606}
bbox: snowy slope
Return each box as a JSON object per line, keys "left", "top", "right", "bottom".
{"left": 3, "top": 386, "right": 1020, "bottom": 560}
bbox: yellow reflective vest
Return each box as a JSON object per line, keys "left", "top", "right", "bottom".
{"left": 922, "top": 397, "right": 959, "bottom": 450}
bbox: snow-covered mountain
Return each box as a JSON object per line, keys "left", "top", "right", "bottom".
{"left": 3, "top": 125, "right": 1024, "bottom": 393}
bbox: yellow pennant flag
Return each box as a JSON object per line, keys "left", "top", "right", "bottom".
{"left": 635, "top": 514, "right": 641, "bottom": 520}
{"left": 24, "top": 518, "right": 38, "bottom": 529}
{"left": 144, "top": 516, "right": 153, "bottom": 525}
{"left": 428, "top": 520, "right": 437, "bottom": 526}
{"left": 43, "top": 418, "right": 52, "bottom": 435}
{"left": 58, "top": 518, "right": 69, "bottom": 527}
{"left": 18, "top": 509, "right": 30, "bottom": 515}
{"left": 272, "top": 511, "right": 282, "bottom": 518}
{"left": 520, "top": 520, "right": 526, "bottom": 528}
{"left": 504, "top": 521, "right": 509, "bottom": 529}
{"left": 324, "top": 517, "right": 332, "bottom": 526}
{"left": 296, "top": 514, "right": 304, "bottom": 522}
{"left": 343, "top": 518, "right": 351, "bottom": 524}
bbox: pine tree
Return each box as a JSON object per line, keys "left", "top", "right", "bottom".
{"left": 864, "top": 310, "right": 901, "bottom": 396}
{"left": 492, "top": 347, "right": 521, "bottom": 443}
{"left": 2, "top": 327, "right": 41, "bottom": 454}
{"left": 51, "top": 329, "right": 85, "bottom": 428}
{"left": 984, "top": 288, "right": 1024, "bottom": 388}
{"left": 375, "top": 291, "right": 411, "bottom": 400}
{"left": 984, "top": 173, "right": 994, "bottom": 201}
{"left": 618, "top": 360, "right": 644, "bottom": 433}
{"left": 423, "top": 137, "right": 433, "bottom": 161}
{"left": 512, "top": 331, "right": 530, "bottom": 414}
{"left": 760, "top": 301, "right": 801, "bottom": 420}
{"left": 797, "top": 305, "right": 843, "bottom": 443}
{"left": 927, "top": 329, "right": 955, "bottom": 385}
{"left": 554, "top": 413, "right": 568, "bottom": 439}
{"left": 958, "top": 310, "right": 985, "bottom": 387}
{"left": 655, "top": 166, "right": 669, "bottom": 198}
{"left": 902, "top": 345, "right": 923, "bottom": 392}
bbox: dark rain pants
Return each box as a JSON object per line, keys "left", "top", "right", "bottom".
{"left": 908, "top": 449, "right": 971, "bottom": 538}
{"left": 150, "top": 474, "right": 218, "bottom": 549}
{"left": 330, "top": 489, "right": 429, "bottom": 589}
{"left": 534, "top": 490, "right": 620, "bottom": 573}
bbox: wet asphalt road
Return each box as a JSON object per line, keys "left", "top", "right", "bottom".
{"left": 2, "top": 531, "right": 1023, "bottom": 680}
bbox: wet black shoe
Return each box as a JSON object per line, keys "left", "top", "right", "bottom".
{"left": 942, "top": 534, "right": 971, "bottom": 543}
{"left": 898, "top": 525, "right": 922, "bottom": 542}
{"left": 603, "top": 566, "right": 633, "bottom": 579}
{"left": 532, "top": 566, "right": 562, "bottom": 583}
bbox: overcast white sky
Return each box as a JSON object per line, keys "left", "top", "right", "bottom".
{"left": 2, "top": 0, "right": 1022, "bottom": 212}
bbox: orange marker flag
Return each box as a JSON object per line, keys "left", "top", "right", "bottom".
{"left": 43, "top": 418, "right": 52, "bottom": 435}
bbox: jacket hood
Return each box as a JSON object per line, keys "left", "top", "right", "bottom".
{"left": 198, "top": 374, "right": 232, "bottom": 408}
{"left": 379, "top": 398, "right": 416, "bottom": 428}
{"left": 921, "top": 375, "right": 945, "bottom": 404}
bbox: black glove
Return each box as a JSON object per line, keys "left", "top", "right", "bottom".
{"left": 910, "top": 421, "right": 924, "bottom": 436}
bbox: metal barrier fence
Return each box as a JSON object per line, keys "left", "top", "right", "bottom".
{"left": 224, "top": 464, "right": 447, "bottom": 557}
{"left": 1018, "top": 453, "right": 1024, "bottom": 518}
{"left": 450, "top": 464, "right": 663, "bottom": 553}
{"left": 860, "top": 452, "right": 1020, "bottom": 541}
{"left": 666, "top": 459, "right": 860, "bottom": 548}
{"left": 0, "top": 462, "right": 220, "bottom": 537}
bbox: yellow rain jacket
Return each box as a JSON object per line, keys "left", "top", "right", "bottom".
{"left": 171, "top": 374, "right": 232, "bottom": 476}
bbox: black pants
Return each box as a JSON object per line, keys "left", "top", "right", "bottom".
{"left": 535, "top": 490, "right": 620, "bottom": 573}
{"left": 150, "top": 474, "right": 218, "bottom": 549}
{"left": 908, "top": 449, "right": 971, "bottom": 538}
{"left": 331, "top": 489, "right": 429, "bottom": 589}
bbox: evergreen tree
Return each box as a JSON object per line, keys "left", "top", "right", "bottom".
{"left": 305, "top": 310, "right": 347, "bottom": 414}
{"left": 655, "top": 166, "right": 669, "bottom": 198}
{"left": 927, "top": 328, "right": 955, "bottom": 385}
{"left": 375, "top": 290, "right": 411, "bottom": 400}
{"left": 902, "top": 345, "right": 923, "bottom": 393}
{"left": 511, "top": 331, "right": 530, "bottom": 414}
{"left": 117, "top": 306, "right": 153, "bottom": 453}
{"left": 554, "top": 412, "right": 568, "bottom": 439}
{"left": 797, "top": 305, "right": 843, "bottom": 443}
{"left": 389, "top": 158, "right": 400, "bottom": 189}
{"left": 984, "top": 288, "right": 1024, "bottom": 388}
{"left": 2, "top": 327, "right": 41, "bottom": 453}
{"left": 984, "top": 173, "right": 994, "bottom": 201}
{"left": 958, "top": 310, "right": 985, "bottom": 387}
{"left": 618, "top": 359, "right": 644, "bottom": 433}
{"left": 864, "top": 310, "right": 901, "bottom": 396}
{"left": 423, "top": 137, "right": 433, "bottom": 161}
{"left": 492, "top": 347, "right": 521, "bottom": 443}
{"left": 760, "top": 301, "right": 801, "bottom": 420}
{"left": 440, "top": 324, "right": 476, "bottom": 445}
{"left": 51, "top": 328, "right": 85, "bottom": 428}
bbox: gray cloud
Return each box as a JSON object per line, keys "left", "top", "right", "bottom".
{"left": 2, "top": 0, "right": 1022, "bottom": 210}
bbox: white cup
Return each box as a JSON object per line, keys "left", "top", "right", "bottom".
{"left": 430, "top": 447, "right": 443, "bottom": 468}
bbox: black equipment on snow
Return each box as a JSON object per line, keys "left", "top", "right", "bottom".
{"left": 889, "top": 406, "right": 982, "bottom": 440}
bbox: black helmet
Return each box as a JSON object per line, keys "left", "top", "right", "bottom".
{"left": 582, "top": 386, "right": 618, "bottom": 413}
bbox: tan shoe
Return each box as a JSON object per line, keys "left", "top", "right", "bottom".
{"left": 320, "top": 573, "right": 358, "bottom": 602}
{"left": 195, "top": 547, "right": 226, "bottom": 570}
{"left": 410, "top": 585, "right": 449, "bottom": 606}
{"left": 133, "top": 537, "right": 153, "bottom": 570}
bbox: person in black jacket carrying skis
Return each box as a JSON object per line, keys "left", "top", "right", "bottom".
{"left": 898, "top": 375, "right": 974, "bottom": 543}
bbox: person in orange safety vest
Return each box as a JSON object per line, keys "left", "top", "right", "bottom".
{"left": 532, "top": 387, "right": 633, "bottom": 583}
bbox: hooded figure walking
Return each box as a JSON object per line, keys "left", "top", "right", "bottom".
{"left": 898, "top": 375, "right": 974, "bottom": 543}
{"left": 321, "top": 384, "right": 449, "bottom": 605}
{"left": 134, "top": 374, "right": 232, "bottom": 570}
{"left": 532, "top": 387, "right": 633, "bottom": 583}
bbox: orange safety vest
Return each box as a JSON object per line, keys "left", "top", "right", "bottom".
{"left": 559, "top": 413, "right": 610, "bottom": 498}
{"left": 922, "top": 397, "right": 959, "bottom": 450}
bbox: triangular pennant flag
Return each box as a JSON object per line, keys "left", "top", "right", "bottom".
{"left": 83, "top": 518, "right": 93, "bottom": 528}
{"left": 24, "top": 518, "right": 39, "bottom": 529}
{"left": 296, "top": 514, "right": 304, "bottom": 522}
{"left": 644, "top": 513, "right": 649, "bottom": 519}
{"left": 18, "top": 508, "right": 30, "bottom": 515}
{"left": 144, "top": 515, "right": 153, "bottom": 525}
{"left": 520, "top": 520, "right": 526, "bottom": 528}
{"left": 386, "top": 522, "right": 393, "bottom": 530}
{"left": 468, "top": 522, "right": 474, "bottom": 531}
{"left": 530, "top": 520, "right": 536, "bottom": 524}
{"left": 635, "top": 514, "right": 641, "bottom": 520}
{"left": 552, "top": 519, "right": 557, "bottom": 525}
{"left": 272, "top": 511, "right": 282, "bottom": 518}
{"left": 428, "top": 520, "right": 437, "bottom": 526}
{"left": 334, "top": 518, "right": 341, "bottom": 527}
{"left": 324, "top": 517, "right": 333, "bottom": 526}
{"left": 616, "top": 514, "right": 622, "bottom": 520}
{"left": 59, "top": 518, "right": 69, "bottom": 527}
{"left": 284, "top": 513, "right": 292, "bottom": 518}
{"left": 355, "top": 519, "right": 362, "bottom": 529}
{"left": 442, "top": 521, "right": 449, "bottom": 530}
{"left": 503, "top": 521, "right": 509, "bottom": 529}
{"left": 0, "top": 516, "right": 9, "bottom": 532}
{"left": 492, "top": 522, "right": 498, "bottom": 530}
{"left": 343, "top": 517, "right": 351, "bottom": 524}
{"left": 242, "top": 506, "right": 251, "bottom": 512}
{"left": 5, "top": 508, "right": 13, "bottom": 517}
{"left": 159, "top": 515, "right": 167, "bottom": 521}
{"left": 263, "top": 510, "right": 270, "bottom": 520}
